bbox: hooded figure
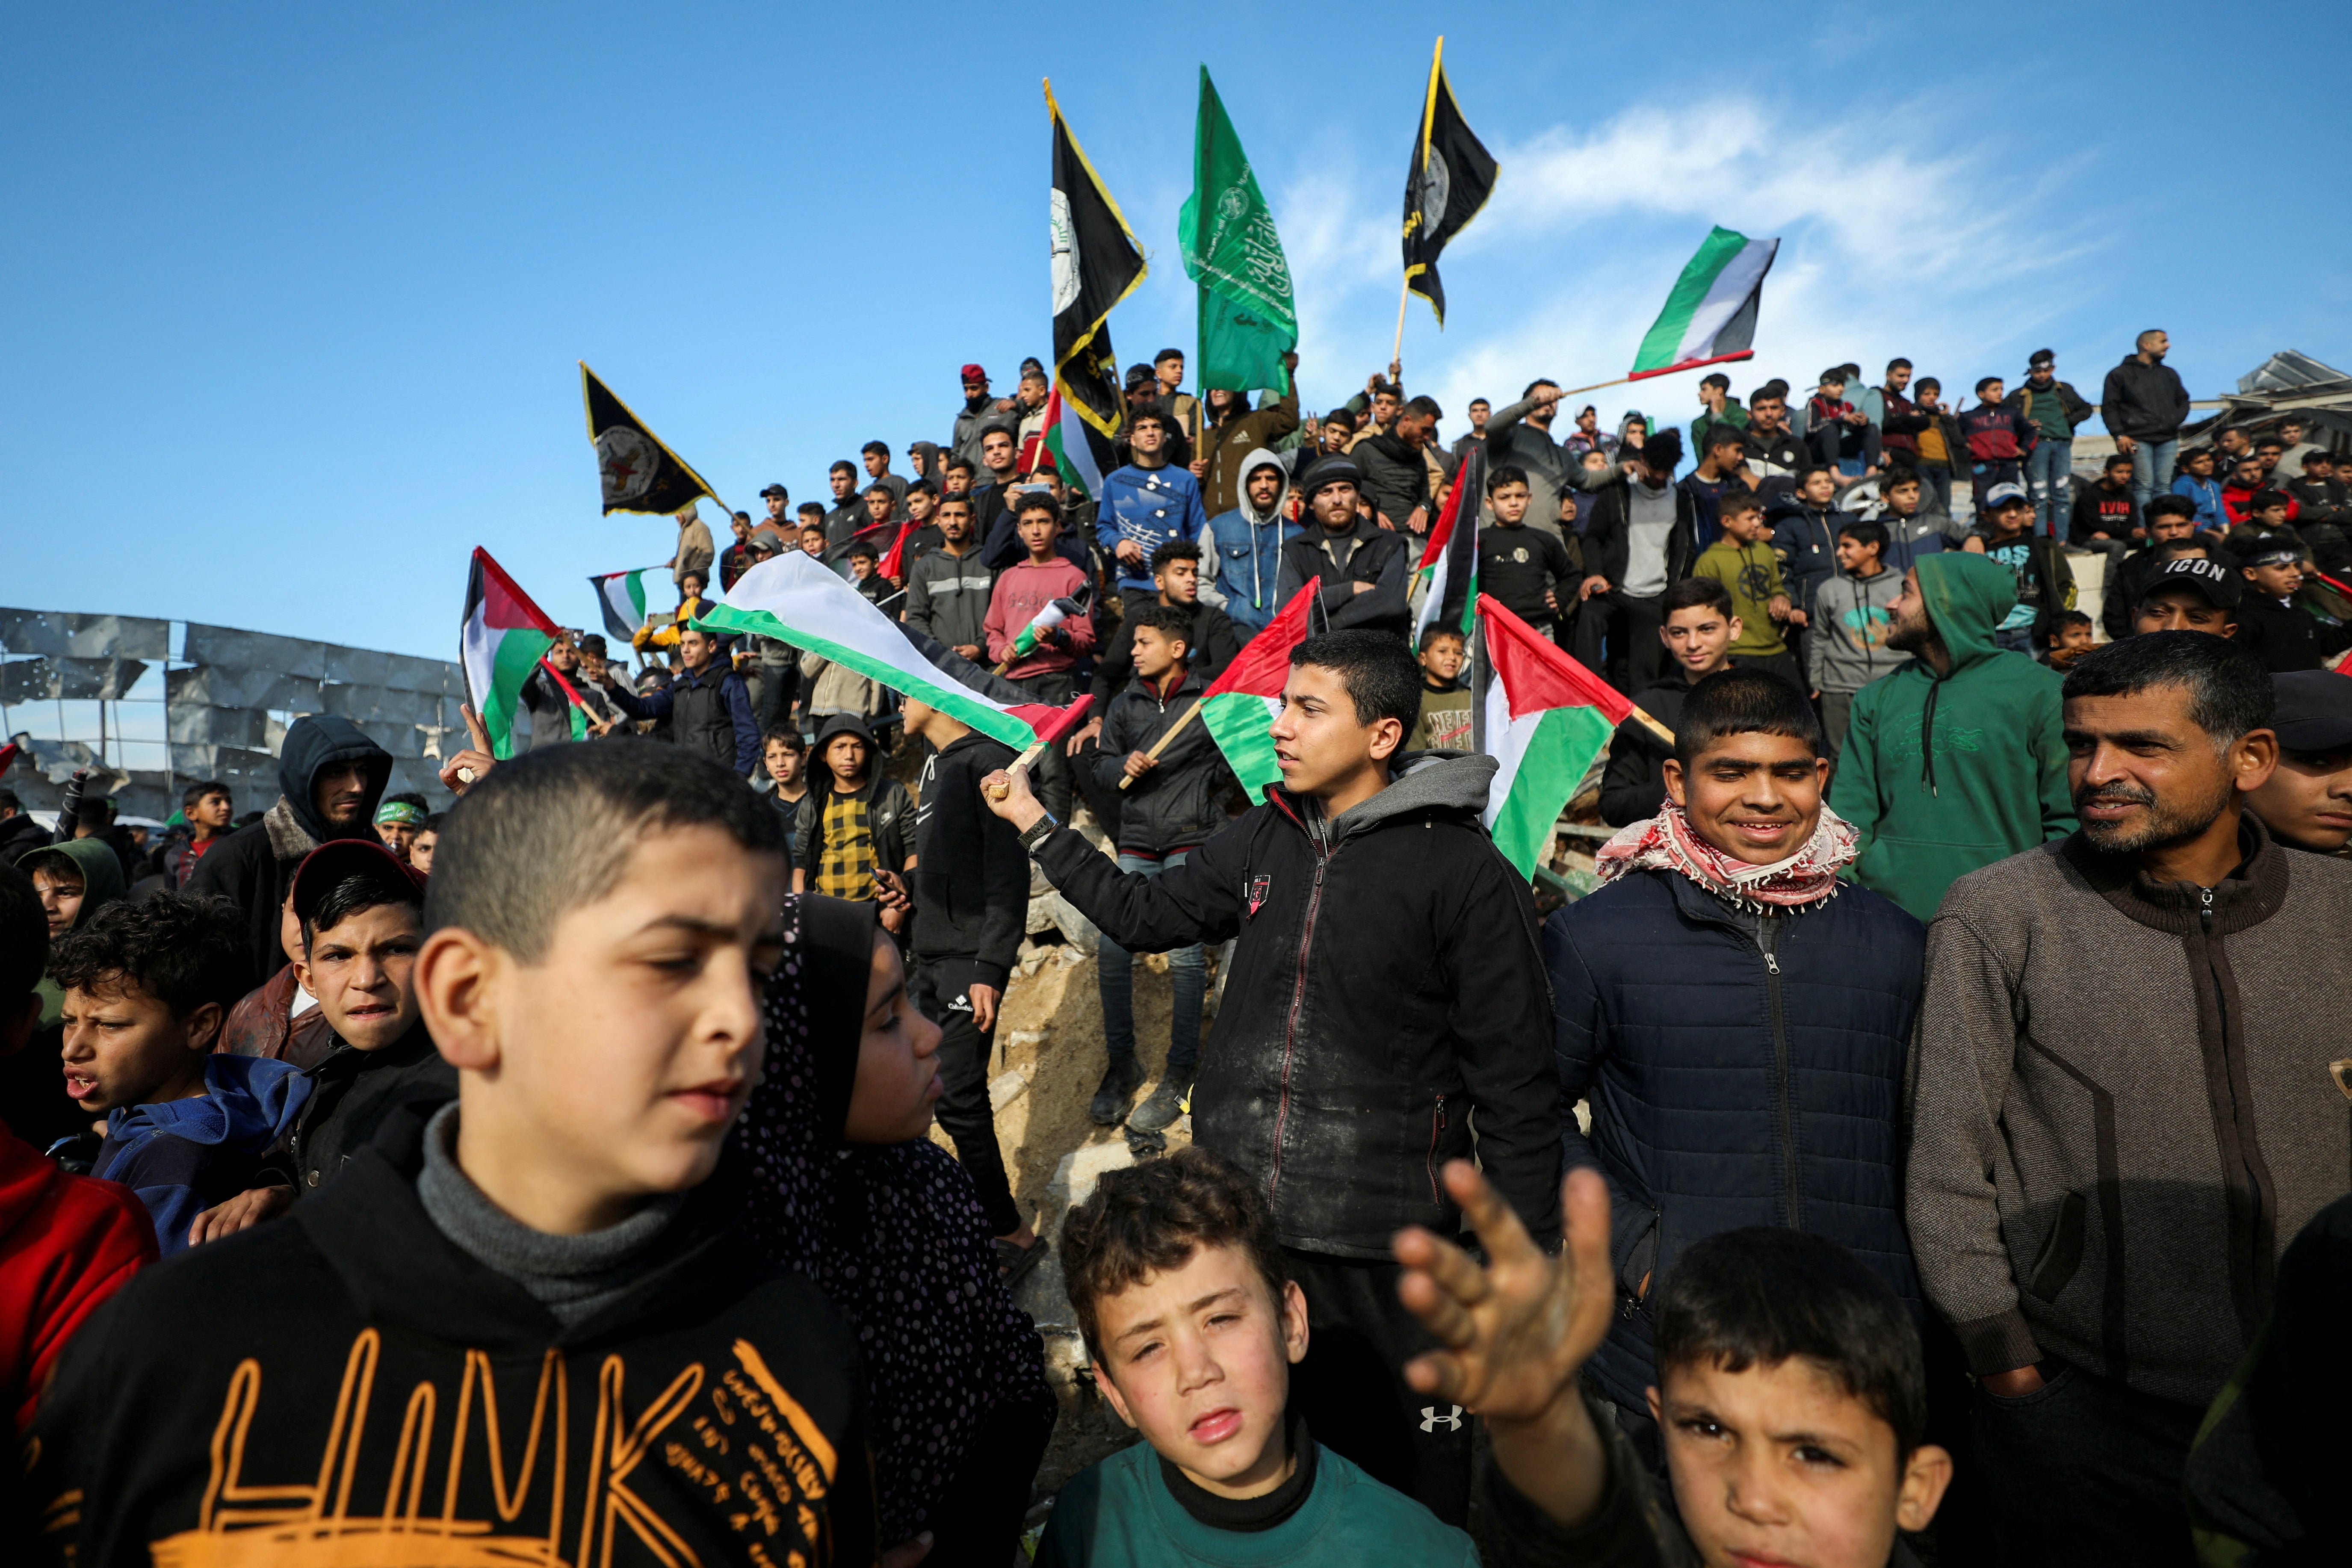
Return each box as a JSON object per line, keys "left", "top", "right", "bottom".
{"left": 1200, "top": 444, "right": 1301, "bottom": 636}
{"left": 5, "top": 839, "right": 131, "bottom": 1152}
{"left": 1828, "top": 552, "right": 2076, "bottom": 921}
{"left": 737, "top": 895, "right": 1052, "bottom": 1557}
{"left": 189, "top": 715, "right": 393, "bottom": 987}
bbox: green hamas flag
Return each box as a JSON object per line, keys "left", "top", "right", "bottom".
{"left": 1176, "top": 65, "right": 1295, "bottom": 395}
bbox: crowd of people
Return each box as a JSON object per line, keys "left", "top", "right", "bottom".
{"left": 3, "top": 326, "right": 2351, "bottom": 1568}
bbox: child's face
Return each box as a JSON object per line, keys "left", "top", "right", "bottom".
{"left": 60, "top": 975, "right": 219, "bottom": 1116}
{"left": 1419, "top": 635, "right": 1466, "bottom": 683}
{"left": 840, "top": 930, "right": 943, "bottom": 1143}
{"left": 1131, "top": 625, "right": 1185, "bottom": 683}
{"left": 1882, "top": 483, "right": 1919, "bottom": 517}
{"left": 2248, "top": 559, "right": 2303, "bottom": 597}
{"left": 420, "top": 825, "right": 786, "bottom": 1229}
{"left": 1661, "top": 605, "right": 1738, "bottom": 676}
{"left": 801, "top": 529, "right": 826, "bottom": 557}
{"left": 2252, "top": 505, "right": 2290, "bottom": 530}
{"left": 826, "top": 735, "right": 869, "bottom": 785}
{"left": 849, "top": 554, "right": 876, "bottom": 580}
{"left": 377, "top": 819, "right": 418, "bottom": 858}
{"left": 31, "top": 865, "right": 85, "bottom": 938}
{"left": 1833, "top": 535, "right": 1881, "bottom": 575}
{"left": 1489, "top": 480, "right": 1531, "bottom": 525}
{"left": 298, "top": 902, "right": 423, "bottom": 1052}
{"left": 1665, "top": 731, "right": 1828, "bottom": 866}
{"left": 2055, "top": 621, "right": 2095, "bottom": 653}
{"left": 1720, "top": 506, "right": 1768, "bottom": 545}
{"left": 765, "top": 740, "right": 805, "bottom": 787}
{"left": 1092, "top": 1241, "right": 1310, "bottom": 1498}
{"left": 1649, "top": 1355, "right": 1949, "bottom": 1568}
{"left": 411, "top": 830, "right": 438, "bottom": 875}
{"left": 1018, "top": 511, "right": 1058, "bottom": 558}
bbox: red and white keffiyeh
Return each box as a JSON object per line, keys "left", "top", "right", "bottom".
{"left": 1594, "top": 797, "right": 1858, "bottom": 910}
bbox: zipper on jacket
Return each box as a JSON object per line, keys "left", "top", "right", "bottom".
{"left": 1759, "top": 920, "right": 1801, "bottom": 1230}
{"left": 1266, "top": 843, "right": 1330, "bottom": 1205}
{"left": 1426, "top": 1093, "right": 1448, "bottom": 1206}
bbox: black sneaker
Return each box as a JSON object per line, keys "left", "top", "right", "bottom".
{"left": 1127, "top": 1078, "right": 1188, "bottom": 1134}
{"left": 1089, "top": 1057, "right": 1145, "bottom": 1126}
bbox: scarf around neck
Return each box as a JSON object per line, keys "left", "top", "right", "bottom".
{"left": 1595, "top": 797, "right": 1857, "bottom": 910}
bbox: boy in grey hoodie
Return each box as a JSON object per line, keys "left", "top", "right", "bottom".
{"left": 1807, "top": 518, "right": 1910, "bottom": 766}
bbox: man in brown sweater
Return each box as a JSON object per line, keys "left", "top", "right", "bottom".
{"left": 1907, "top": 631, "right": 2352, "bottom": 1568}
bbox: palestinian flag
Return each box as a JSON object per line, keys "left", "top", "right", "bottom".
{"left": 697, "top": 552, "right": 1092, "bottom": 750}
{"left": 1036, "top": 384, "right": 1112, "bottom": 502}
{"left": 580, "top": 362, "right": 721, "bottom": 517}
{"left": 1478, "top": 594, "right": 1631, "bottom": 879}
{"left": 462, "top": 548, "right": 568, "bottom": 758}
{"left": 1629, "top": 227, "right": 1779, "bottom": 381}
{"left": 876, "top": 520, "right": 916, "bottom": 581}
{"left": 591, "top": 567, "right": 656, "bottom": 643}
{"left": 1197, "top": 581, "right": 1319, "bottom": 801}
{"left": 1412, "top": 443, "right": 1485, "bottom": 648}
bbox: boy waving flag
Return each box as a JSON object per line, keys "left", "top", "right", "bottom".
{"left": 461, "top": 547, "right": 590, "bottom": 756}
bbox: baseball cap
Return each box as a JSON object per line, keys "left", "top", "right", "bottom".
{"left": 2270, "top": 670, "right": 2352, "bottom": 752}
{"left": 290, "top": 837, "right": 429, "bottom": 927}
{"left": 759, "top": 482, "right": 787, "bottom": 499}
{"left": 1985, "top": 481, "right": 2031, "bottom": 511}
{"left": 1124, "top": 363, "right": 1158, "bottom": 392}
{"left": 2149, "top": 557, "right": 2242, "bottom": 609}
{"left": 960, "top": 363, "right": 987, "bottom": 382}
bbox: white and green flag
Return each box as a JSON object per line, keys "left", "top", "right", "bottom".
{"left": 1628, "top": 226, "right": 1779, "bottom": 382}
{"left": 1478, "top": 594, "right": 1631, "bottom": 879}
{"left": 463, "top": 548, "right": 587, "bottom": 756}
{"left": 591, "top": 567, "right": 656, "bottom": 643}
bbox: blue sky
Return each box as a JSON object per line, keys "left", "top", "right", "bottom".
{"left": 8, "top": 2, "right": 2348, "bottom": 661}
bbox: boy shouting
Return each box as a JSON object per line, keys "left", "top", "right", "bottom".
{"left": 25, "top": 741, "right": 876, "bottom": 1565}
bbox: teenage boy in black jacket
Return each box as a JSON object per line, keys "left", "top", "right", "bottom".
{"left": 877, "top": 694, "right": 1036, "bottom": 1279}
{"left": 23, "top": 741, "right": 876, "bottom": 1567}
{"left": 983, "top": 629, "right": 1560, "bottom": 1525}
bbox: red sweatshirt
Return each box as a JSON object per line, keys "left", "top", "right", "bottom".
{"left": 984, "top": 556, "right": 1096, "bottom": 678}
{"left": 0, "top": 1122, "right": 156, "bottom": 1431}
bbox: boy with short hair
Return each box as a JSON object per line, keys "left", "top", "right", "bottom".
{"left": 1809, "top": 519, "right": 1911, "bottom": 763}
{"left": 2038, "top": 608, "right": 2095, "bottom": 669}
{"left": 1408, "top": 624, "right": 1473, "bottom": 752}
{"left": 1692, "top": 490, "right": 1800, "bottom": 688}
{"left": 2070, "top": 451, "right": 2145, "bottom": 573}
{"left": 1598, "top": 579, "right": 1741, "bottom": 827}
{"left": 167, "top": 779, "right": 235, "bottom": 889}
{"left": 24, "top": 740, "right": 875, "bottom": 1565}
{"left": 408, "top": 812, "right": 442, "bottom": 875}
{"left": 53, "top": 892, "right": 309, "bottom": 1254}
{"left": 1393, "top": 1161, "right": 1950, "bottom": 1568}
{"left": 757, "top": 725, "right": 811, "bottom": 856}
{"left": 1480, "top": 464, "right": 1580, "bottom": 643}
{"left": 985, "top": 493, "right": 1096, "bottom": 824}
{"left": 1864, "top": 469, "right": 1966, "bottom": 575}
{"left": 792, "top": 715, "right": 915, "bottom": 920}
{"left": 1040, "top": 1146, "right": 1479, "bottom": 1565}
{"left": 1087, "top": 605, "right": 1221, "bottom": 1134}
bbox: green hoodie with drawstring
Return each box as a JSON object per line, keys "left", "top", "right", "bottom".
{"left": 1829, "top": 552, "right": 2076, "bottom": 921}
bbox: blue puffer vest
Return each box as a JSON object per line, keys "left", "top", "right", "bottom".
{"left": 1543, "top": 866, "right": 1924, "bottom": 1411}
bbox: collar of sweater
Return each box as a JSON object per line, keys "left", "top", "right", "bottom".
{"left": 2060, "top": 813, "right": 2289, "bottom": 937}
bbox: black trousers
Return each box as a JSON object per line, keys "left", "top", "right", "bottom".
{"left": 910, "top": 955, "right": 1019, "bottom": 1237}
{"left": 1572, "top": 588, "right": 1667, "bottom": 694}
{"left": 1284, "top": 1249, "right": 1472, "bottom": 1526}
{"left": 916, "top": 1381, "right": 1056, "bottom": 1567}
{"left": 1972, "top": 1358, "right": 2203, "bottom": 1568}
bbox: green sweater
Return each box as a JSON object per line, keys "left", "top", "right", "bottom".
{"left": 1693, "top": 537, "right": 1788, "bottom": 656}
{"left": 1827, "top": 552, "right": 2077, "bottom": 921}
{"left": 1037, "top": 1440, "right": 1478, "bottom": 1567}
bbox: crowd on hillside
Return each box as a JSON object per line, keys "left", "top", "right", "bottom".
{"left": 3, "top": 326, "right": 2351, "bottom": 1568}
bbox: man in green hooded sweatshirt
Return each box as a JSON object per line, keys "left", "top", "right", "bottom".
{"left": 1828, "top": 552, "right": 2076, "bottom": 921}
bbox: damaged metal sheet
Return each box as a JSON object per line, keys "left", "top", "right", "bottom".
{"left": 166, "top": 705, "right": 267, "bottom": 747}
{"left": 182, "top": 623, "right": 331, "bottom": 680}
{"left": 317, "top": 683, "right": 445, "bottom": 727}
{"left": 0, "top": 610, "right": 169, "bottom": 660}
{"left": 165, "top": 665, "right": 324, "bottom": 713}
{"left": 0, "top": 657, "right": 148, "bottom": 702}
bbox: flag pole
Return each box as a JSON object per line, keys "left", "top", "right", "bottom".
{"left": 1395, "top": 36, "right": 1445, "bottom": 368}
{"left": 1550, "top": 353, "right": 1759, "bottom": 402}
{"left": 1116, "top": 700, "right": 1205, "bottom": 790}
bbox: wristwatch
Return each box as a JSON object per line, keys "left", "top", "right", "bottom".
{"left": 1018, "top": 811, "right": 1061, "bottom": 852}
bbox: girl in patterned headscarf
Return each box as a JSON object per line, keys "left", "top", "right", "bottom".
{"left": 738, "top": 894, "right": 1053, "bottom": 1563}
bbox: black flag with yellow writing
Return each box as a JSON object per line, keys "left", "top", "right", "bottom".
{"left": 1401, "top": 38, "right": 1498, "bottom": 328}
{"left": 1046, "top": 80, "right": 1147, "bottom": 441}
{"left": 579, "top": 363, "right": 718, "bottom": 517}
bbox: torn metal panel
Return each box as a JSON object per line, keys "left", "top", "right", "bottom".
{"left": 164, "top": 665, "right": 324, "bottom": 712}
{"left": 166, "top": 705, "right": 267, "bottom": 747}
{"left": 316, "top": 683, "right": 444, "bottom": 727}
{"left": 0, "top": 611, "right": 169, "bottom": 660}
{"left": 182, "top": 623, "right": 331, "bottom": 680}
{"left": 0, "top": 657, "right": 148, "bottom": 702}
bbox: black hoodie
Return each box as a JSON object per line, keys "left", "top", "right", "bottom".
{"left": 188, "top": 715, "right": 393, "bottom": 988}
{"left": 21, "top": 1107, "right": 876, "bottom": 1567}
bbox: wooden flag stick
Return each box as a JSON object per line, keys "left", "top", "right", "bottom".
{"left": 1628, "top": 705, "right": 1675, "bottom": 746}
{"left": 1391, "top": 274, "right": 1412, "bottom": 368}
{"left": 1116, "top": 698, "right": 1206, "bottom": 791}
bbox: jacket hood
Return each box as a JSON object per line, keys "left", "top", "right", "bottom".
{"left": 1915, "top": 552, "right": 2017, "bottom": 673}
{"left": 812, "top": 711, "right": 877, "bottom": 754}
{"left": 105, "top": 1054, "right": 310, "bottom": 1153}
{"left": 1237, "top": 446, "right": 1291, "bottom": 527}
{"left": 17, "top": 836, "right": 128, "bottom": 924}
{"left": 1326, "top": 750, "right": 1495, "bottom": 844}
{"left": 277, "top": 715, "right": 394, "bottom": 845}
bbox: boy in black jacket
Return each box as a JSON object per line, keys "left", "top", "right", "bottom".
{"left": 882, "top": 695, "right": 1037, "bottom": 1270}
{"left": 23, "top": 741, "right": 876, "bottom": 1567}
{"left": 984, "top": 629, "right": 1560, "bottom": 1525}
{"left": 1086, "top": 605, "right": 1226, "bottom": 1134}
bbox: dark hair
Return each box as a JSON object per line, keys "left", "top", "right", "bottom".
{"left": 419, "top": 812, "right": 446, "bottom": 836}
{"left": 1837, "top": 518, "right": 1888, "bottom": 554}
{"left": 1417, "top": 622, "right": 1467, "bottom": 653}
{"left": 2255, "top": 437, "right": 2285, "bottom": 454}
{"left": 1154, "top": 347, "right": 1183, "bottom": 365}
{"left": 1653, "top": 1228, "right": 1928, "bottom": 1459}
{"left": 2250, "top": 490, "right": 2291, "bottom": 513}
{"left": 1974, "top": 376, "right": 2002, "bottom": 395}
{"left": 1674, "top": 667, "right": 1821, "bottom": 768}
{"left": 1129, "top": 407, "right": 1167, "bottom": 435}
{"left": 1797, "top": 464, "right": 1838, "bottom": 490}
{"left": 1663, "top": 576, "right": 1734, "bottom": 618}
{"left": 2044, "top": 609, "right": 2093, "bottom": 644}
{"left": 1882, "top": 470, "right": 1921, "bottom": 491}
{"left": 1915, "top": 376, "right": 1941, "bottom": 394}
{"left": 860, "top": 440, "right": 889, "bottom": 460}
{"left": 1059, "top": 1145, "right": 1288, "bottom": 1361}
{"left": 1488, "top": 464, "right": 1531, "bottom": 495}
{"left": 2145, "top": 494, "right": 2197, "bottom": 522}
{"left": 1640, "top": 428, "right": 1684, "bottom": 471}
{"left": 1129, "top": 603, "right": 1196, "bottom": 654}
{"left": 829, "top": 460, "right": 856, "bottom": 478}
{"left": 304, "top": 865, "right": 424, "bottom": 954}
{"left": 798, "top": 502, "right": 826, "bottom": 520}
{"left": 845, "top": 540, "right": 879, "bottom": 561}
{"left": 1291, "top": 630, "right": 1421, "bottom": 734}
{"left": 2159, "top": 537, "right": 2212, "bottom": 560}
{"left": 944, "top": 457, "right": 976, "bottom": 477}
{"left": 1369, "top": 379, "right": 1401, "bottom": 401}
{"left": 1320, "top": 407, "right": 1356, "bottom": 434}
{"left": 1886, "top": 357, "right": 1912, "bottom": 373}
{"left": 0, "top": 865, "right": 46, "bottom": 1004}
{"left": 1469, "top": 396, "right": 1491, "bottom": 410}
{"left": 935, "top": 492, "right": 973, "bottom": 514}
{"left": 905, "top": 478, "right": 936, "bottom": 499}
{"left": 422, "top": 738, "right": 785, "bottom": 963}
{"left": 1522, "top": 378, "right": 1560, "bottom": 400}
{"left": 1699, "top": 372, "right": 1730, "bottom": 392}
{"left": 2104, "top": 452, "right": 2135, "bottom": 472}
{"left": 864, "top": 483, "right": 893, "bottom": 500}
{"left": 182, "top": 779, "right": 231, "bottom": 813}
{"left": 1717, "top": 488, "right": 1764, "bottom": 520}
{"left": 1013, "top": 492, "right": 1061, "bottom": 525}
{"left": 2062, "top": 631, "right": 2273, "bottom": 746}
{"left": 0, "top": 788, "right": 19, "bottom": 815}
{"left": 763, "top": 726, "right": 806, "bottom": 754}
{"left": 74, "top": 797, "right": 113, "bottom": 834}
{"left": 49, "top": 891, "right": 247, "bottom": 1019}
{"left": 1148, "top": 539, "right": 1202, "bottom": 575}
{"left": 1761, "top": 378, "right": 1791, "bottom": 400}
{"left": 1706, "top": 424, "right": 1747, "bottom": 451}
{"left": 800, "top": 522, "right": 827, "bottom": 537}
{"left": 1817, "top": 367, "right": 1847, "bottom": 386}
{"left": 1404, "top": 394, "right": 1443, "bottom": 420}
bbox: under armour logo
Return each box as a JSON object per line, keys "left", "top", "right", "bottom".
{"left": 1418, "top": 1404, "right": 1464, "bottom": 1433}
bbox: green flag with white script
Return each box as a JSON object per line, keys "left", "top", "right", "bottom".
{"left": 1177, "top": 66, "right": 1296, "bottom": 395}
